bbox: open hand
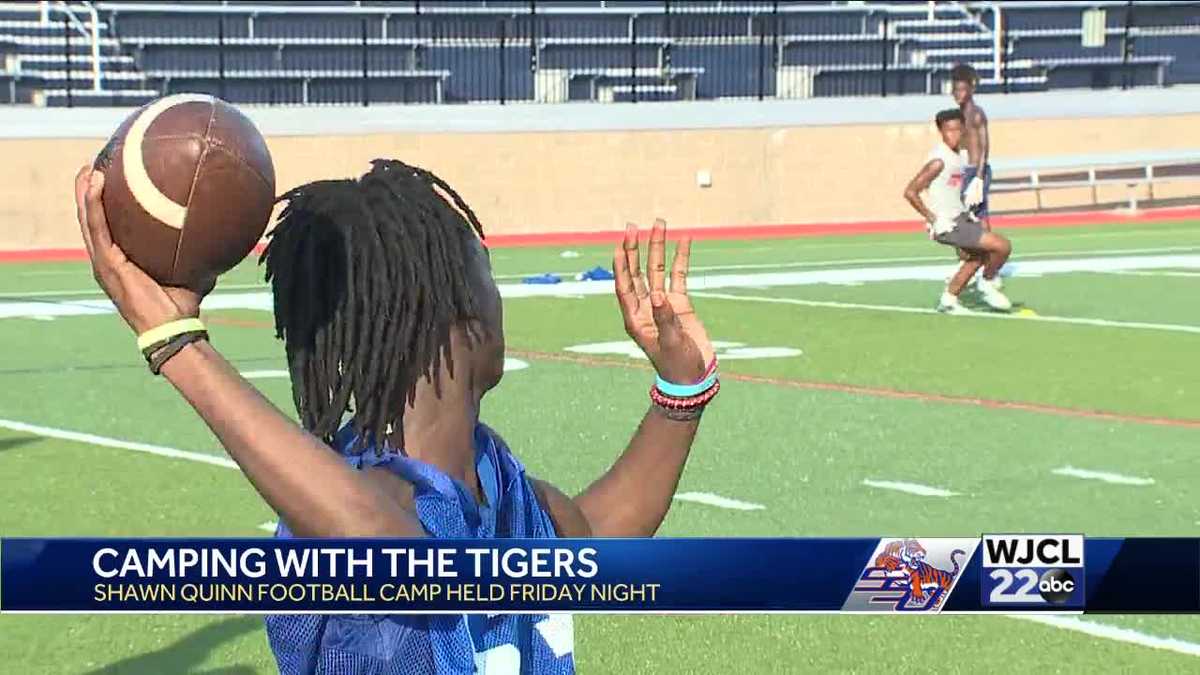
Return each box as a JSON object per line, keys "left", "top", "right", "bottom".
{"left": 613, "top": 220, "right": 714, "bottom": 384}
{"left": 75, "top": 165, "right": 210, "bottom": 335}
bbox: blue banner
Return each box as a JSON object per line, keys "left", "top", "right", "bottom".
{"left": 1, "top": 536, "right": 1196, "bottom": 613}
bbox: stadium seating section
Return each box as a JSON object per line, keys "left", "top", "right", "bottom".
{"left": 1, "top": 1, "right": 1197, "bottom": 106}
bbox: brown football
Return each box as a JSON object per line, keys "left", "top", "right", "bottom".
{"left": 94, "top": 94, "right": 276, "bottom": 289}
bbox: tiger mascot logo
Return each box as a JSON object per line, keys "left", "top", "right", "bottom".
{"left": 874, "top": 539, "right": 966, "bottom": 608}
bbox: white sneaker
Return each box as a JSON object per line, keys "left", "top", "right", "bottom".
{"left": 968, "top": 269, "right": 1001, "bottom": 291}
{"left": 976, "top": 277, "right": 1012, "bottom": 311}
{"left": 937, "top": 292, "right": 971, "bottom": 314}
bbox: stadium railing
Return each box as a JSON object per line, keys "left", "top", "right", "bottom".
{"left": 1, "top": 1, "right": 1197, "bottom": 106}
{"left": 991, "top": 150, "right": 1200, "bottom": 210}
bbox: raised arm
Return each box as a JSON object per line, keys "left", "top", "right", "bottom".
{"left": 75, "top": 167, "right": 424, "bottom": 539}
{"left": 536, "top": 221, "right": 714, "bottom": 538}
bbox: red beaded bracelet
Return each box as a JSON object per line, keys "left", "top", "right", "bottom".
{"left": 650, "top": 379, "right": 721, "bottom": 410}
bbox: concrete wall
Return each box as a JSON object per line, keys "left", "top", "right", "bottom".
{"left": 3, "top": 88, "right": 1199, "bottom": 250}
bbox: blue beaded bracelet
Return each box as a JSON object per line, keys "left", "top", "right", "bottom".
{"left": 655, "top": 368, "right": 719, "bottom": 399}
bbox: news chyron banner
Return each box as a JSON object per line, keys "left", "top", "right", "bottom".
{"left": 2, "top": 536, "right": 1199, "bottom": 613}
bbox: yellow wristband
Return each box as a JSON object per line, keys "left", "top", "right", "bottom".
{"left": 137, "top": 318, "right": 206, "bottom": 352}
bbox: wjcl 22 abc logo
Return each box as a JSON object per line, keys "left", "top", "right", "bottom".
{"left": 981, "top": 534, "right": 1085, "bottom": 608}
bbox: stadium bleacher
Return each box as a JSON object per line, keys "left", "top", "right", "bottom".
{"left": 0, "top": 1, "right": 1196, "bottom": 107}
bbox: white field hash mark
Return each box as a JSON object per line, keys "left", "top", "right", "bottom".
{"left": 1052, "top": 466, "right": 1156, "bottom": 486}
{"left": 862, "top": 479, "right": 958, "bottom": 497}
{"left": 673, "top": 492, "right": 766, "bottom": 511}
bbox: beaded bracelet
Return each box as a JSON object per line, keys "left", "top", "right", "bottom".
{"left": 650, "top": 379, "right": 721, "bottom": 411}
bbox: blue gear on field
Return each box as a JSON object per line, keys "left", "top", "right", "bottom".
{"left": 575, "top": 266, "right": 614, "bottom": 281}
{"left": 522, "top": 273, "right": 562, "bottom": 284}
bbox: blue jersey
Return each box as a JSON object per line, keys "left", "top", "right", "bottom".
{"left": 266, "top": 422, "right": 576, "bottom": 675}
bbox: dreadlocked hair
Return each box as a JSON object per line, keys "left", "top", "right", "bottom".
{"left": 261, "top": 159, "right": 487, "bottom": 453}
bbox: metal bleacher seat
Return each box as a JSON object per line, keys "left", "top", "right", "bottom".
{"left": 566, "top": 66, "right": 701, "bottom": 101}
{"left": 1043, "top": 55, "right": 1174, "bottom": 89}
{"left": 672, "top": 43, "right": 755, "bottom": 98}
{"left": 779, "top": 36, "right": 900, "bottom": 68}
{"left": 0, "top": 1, "right": 157, "bottom": 105}
{"left": 1010, "top": 33, "right": 1126, "bottom": 60}
{"left": 1137, "top": 32, "right": 1200, "bottom": 83}
{"left": 538, "top": 41, "right": 663, "bottom": 70}
{"left": 422, "top": 43, "right": 529, "bottom": 102}
{"left": 777, "top": 11, "right": 868, "bottom": 36}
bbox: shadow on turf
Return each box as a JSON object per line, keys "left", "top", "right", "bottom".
{"left": 959, "top": 288, "right": 1025, "bottom": 314}
{"left": 83, "top": 616, "right": 262, "bottom": 675}
{"left": 0, "top": 436, "right": 40, "bottom": 454}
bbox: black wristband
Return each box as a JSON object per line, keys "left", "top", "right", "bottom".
{"left": 148, "top": 331, "right": 208, "bottom": 375}
{"left": 653, "top": 403, "right": 705, "bottom": 422}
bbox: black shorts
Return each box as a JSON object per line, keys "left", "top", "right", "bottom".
{"left": 934, "top": 214, "right": 984, "bottom": 250}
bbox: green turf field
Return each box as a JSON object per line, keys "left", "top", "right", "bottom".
{"left": 1, "top": 219, "right": 1198, "bottom": 673}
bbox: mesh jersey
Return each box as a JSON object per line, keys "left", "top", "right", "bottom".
{"left": 266, "top": 422, "right": 576, "bottom": 675}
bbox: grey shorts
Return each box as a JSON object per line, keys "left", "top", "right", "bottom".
{"left": 934, "top": 214, "right": 984, "bottom": 249}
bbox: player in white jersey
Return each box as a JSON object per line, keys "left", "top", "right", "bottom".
{"left": 903, "top": 109, "right": 1013, "bottom": 313}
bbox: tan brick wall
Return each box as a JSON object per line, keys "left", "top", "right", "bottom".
{"left": 3, "top": 112, "right": 1198, "bottom": 249}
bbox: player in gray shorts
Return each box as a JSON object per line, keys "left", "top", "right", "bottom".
{"left": 935, "top": 212, "right": 985, "bottom": 249}
{"left": 904, "top": 109, "right": 1013, "bottom": 313}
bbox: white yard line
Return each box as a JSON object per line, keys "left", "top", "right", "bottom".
{"left": 1013, "top": 615, "right": 1200, "bottom": 658}
{"left": 862, "top": 479, "right": 958, "bottom": 497}
{"left": 1051, "top": 466, "right": 1156, "bottom": 486}
{"left": 0, "top": 419, "right": 237, "bottom": 469}
{"left": 672, "top": 492, "right": 766, "bottom": 511}
{"left": 258, "top": 521, "right": 278, "bottom": 533}
{"left": 693, "top": 291, "right": 1200, "bottom": 335}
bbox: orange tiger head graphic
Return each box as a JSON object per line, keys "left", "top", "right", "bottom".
{"left": 899, "top": 539, "right": 927, "bottom": 566}
{"left": 876, "top": 539, "right": 927, "bottom": 569}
